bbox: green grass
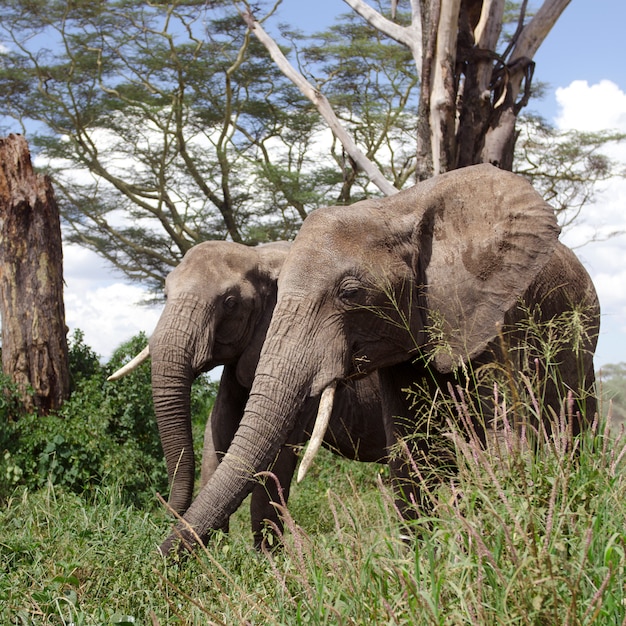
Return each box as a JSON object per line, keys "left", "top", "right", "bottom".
{"left": 2, "top": 408, "right": 625, "bottom": 625}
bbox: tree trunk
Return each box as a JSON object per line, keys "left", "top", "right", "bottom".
{"left": 0, "top": 134, "right": 70, "bottom": 415}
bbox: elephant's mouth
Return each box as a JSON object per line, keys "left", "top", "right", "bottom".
{"left": 347, "top": 351, "right": 372, "bottom": 379}
{"left": 336, "top": 338, "right": 373, "bottom": 382}
{"left": 195, "top": 360, "right": 218, "bottom": 376}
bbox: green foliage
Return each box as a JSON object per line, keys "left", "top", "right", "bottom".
{"left": 190, "top": 373, "right": 219, "bottom": 459}
{"left": 0, "top": 0, "right": 333, "bottom": 288}
{"left": 0, "top": 331, "right": 218, "bottom": 508}
{"left": 300, "top": 8, "right": 419, "bottom": 192}
{"left": 0, "top": 373, "right": 30, "bottom": 497}
{"left": 67, "top": 328, "right": 102, "bottom": 390}
{"left": 0, "top": 370, "right": 30, "bottom": 422}
{"left": 102, "top": 333, "right": 162, "bottom": 467}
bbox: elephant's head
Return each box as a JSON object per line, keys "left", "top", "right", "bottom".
{"left": 148, "top": 240, "right": 289, "bottom": 514}
{"left": 161, "top": 164, "right": 564, "bottom": 553}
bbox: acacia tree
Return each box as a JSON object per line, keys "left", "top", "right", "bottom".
{"left": 0, "top": 1, "right": 424, "bottom": 288}
{"left": 0, "top": 0, "right": 622, "bottom": 292}
{"left": 0, "top": 1, "right": 333, "bottom": 288}
{"left": 289, "top": 10, "right": 419, "bottom": 196}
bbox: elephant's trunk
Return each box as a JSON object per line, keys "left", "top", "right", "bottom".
{"left": 150, "top": 296, "right": 213, "bottom": 515}
{"left": 151, "top": 346, "right": 196, "bottom": 515}
{"left": 160, "top": 298, "right": 334, "bottom": 554}
{"left": 160, "top": 370, "right": 309, "bottom": 554}
{"left": 150, "top": 294, "right": 217, "bottom": 514}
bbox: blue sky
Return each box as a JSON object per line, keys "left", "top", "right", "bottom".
{"left": 532, "top": 0, "right": 626, "bottom": 119}
{"left": 273, "top": 0, "right": 625, "bottom": 120}
{"left": 59, "top": 1, "right": 626, "bottom": 371}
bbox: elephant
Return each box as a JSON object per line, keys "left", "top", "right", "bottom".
{"left": 159, "top": 164, "right": 600, "bottom": 555}
{"left": 110, "top": 240, "right": 386, "bottom": 548}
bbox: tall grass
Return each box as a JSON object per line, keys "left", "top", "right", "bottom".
{"left": 3, "top": 396, "right": 623, "bottom": 625}
{"left": 200, "top": 396, "right": 626, "bottom": 626}
{"left": 2, "top": 322, "right": 624, "bottom": 624}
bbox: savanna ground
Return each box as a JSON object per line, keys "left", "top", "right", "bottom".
{"left": 1, "top": 333, "right": 626, "bottom": 624}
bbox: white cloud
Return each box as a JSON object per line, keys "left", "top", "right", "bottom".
{"left": 63, "top": 244, "right": 162, "bottom": 361}
{"left": 556, "top": 80, "right": 626, "bottom": 133}
{"left": 555, "top": 79, "right": 626, "bottom": 367}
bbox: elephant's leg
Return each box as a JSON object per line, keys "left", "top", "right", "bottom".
{"left": 202, "top": 366, "right": 250, "bottom": 535}
{"left": 250, "top": 444, "right": 300, "bottom": 550}
{"left": 531, "top": 346, "right": 597, "bottom": 443}
{"left": 530, "top": 322, "right": 598, "bottom": 441}
{"left": 378, "top": 363, "right": 457, "bottom": 523}
{"left": 200, "top": 415, "right": 220, "bottom": 489}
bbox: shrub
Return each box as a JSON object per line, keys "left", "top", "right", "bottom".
{"left": 0, "top": 331, "right": 218, "bottom": 507}
{"left": 0, "top": 373, "right": 30, "bottom": 500}
{"left": 67, "top": 328, "right": 102, "bottom": 390}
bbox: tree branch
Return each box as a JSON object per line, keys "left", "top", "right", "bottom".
{"left": 342, "top": 0, "right": 423, "bottom": 73}
{"left": 239, "top": 6, "right": 398, "bottom": 197}
{"left": 473, "top": 0, "right": 505, "bottom": 92}
{"left": 429, "top": 0, "right": 461, "bottom": 173}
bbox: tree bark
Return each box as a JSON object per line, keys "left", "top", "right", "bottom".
{"left": 428, "top": 0, "right": 461, "bottom": 174}
{"left": 0, "top": 134, "right": 70, "bottom": 414}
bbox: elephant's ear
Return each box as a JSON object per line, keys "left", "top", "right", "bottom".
{"left": 414, "top": 164, "right": 560, "bottom": 373}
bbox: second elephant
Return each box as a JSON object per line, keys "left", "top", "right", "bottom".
{"left": 115, "top": 240, "right": 385, "bottom": 548}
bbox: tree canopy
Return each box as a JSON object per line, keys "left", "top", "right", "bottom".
{"left": 1, "top": 1, "right": 337, "bottom": 288}
{"left": 0, "top": 0, "right": 623, "bottom": 290}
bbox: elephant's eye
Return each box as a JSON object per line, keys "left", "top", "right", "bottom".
{"left": 224, "top": 295, "right": 238, "bottom": 311}
{"left": 339, "top": 277, "right": 363, "bottom": 302}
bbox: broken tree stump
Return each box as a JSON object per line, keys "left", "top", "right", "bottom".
{"left": 0, "top": 134, "right": 70, "bottom": 415}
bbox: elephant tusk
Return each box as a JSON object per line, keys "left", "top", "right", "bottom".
{"left": 297, "top": 381, "right": 337, "bottom": 483}
{"left": 107, "top": 344, "right": 151, "bottom": 381}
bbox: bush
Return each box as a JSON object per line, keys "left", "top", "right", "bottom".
{"left": 67, "top": 328, "right": 102, "bottom": 390}
{"left": 0, "top": 331, "right": 218, "bottom": 507}
{"left": 102, "top": 333, "right": 164, "bottom": 485}
{"left": 0, "top": 373, "right": 29, "bottom": 498}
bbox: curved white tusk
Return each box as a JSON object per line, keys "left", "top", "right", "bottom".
{"left": 297, "top": 381, "right": 337, "bottom": 483}
{"left": 107, "top": 344, "right": 150, "bottom": 381}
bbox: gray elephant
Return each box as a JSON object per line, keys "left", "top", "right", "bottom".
{"left": 160, "top": 164, "right": 600, "bottom": 555}
{"left": 111, "top": 240, "right": 385, "bottom": 548}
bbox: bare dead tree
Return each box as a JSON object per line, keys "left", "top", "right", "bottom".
{"left": 0, "top": 134, "right": 70, "bottom": 414}
{"left": 239, "top": 0, "right": 570, "bottom": 186}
